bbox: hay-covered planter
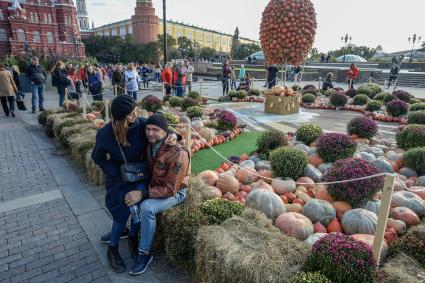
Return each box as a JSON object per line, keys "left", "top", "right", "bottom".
{"left": 265, "top": 95, "right": 300, "bottom": 115}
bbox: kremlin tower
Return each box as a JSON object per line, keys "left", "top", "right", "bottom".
{"left": 131, "top": 0, "right": 158, "bottom": 44}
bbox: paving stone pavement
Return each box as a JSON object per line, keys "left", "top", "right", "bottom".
{"left": 0, "top": 91, "right": 192, "bottom": 283}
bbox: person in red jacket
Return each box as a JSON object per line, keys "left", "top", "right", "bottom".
{"left": 348, "top": 63, "right": 359, "bottom": 90}
{"left": 161, "top": 63, "right": 173, "bottom": 96}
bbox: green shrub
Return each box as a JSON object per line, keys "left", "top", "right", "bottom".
{"left": 296, "top": 124, "right": 323, "bottom": 145}
{"left": 249, "top": 89, "right": 261, "bottom": 96}
{"left": 316, "top": 133, "right": 357, "bottom": 163}
{"left": 409, "top": 98, "right": 422, "bottom": 105}
{"left": 408, "top": 110, "right": 425, "bottom": 125}
{"left": 163, "top": 112, "right": 179, "bottom": 126}
{"left": 218, "top": 95, "right": 230, "bottom": 102}
{"left": 411, "top": 103, "right": 425, "bottom": 111}
{"left": 292, "top": 85, "right": 302, "bottom": 92}
{"left": 302, "top": 93, "right": 316, "bottom": 104}
{"left": 353, "top": 94, "right": 370, "bottom": 106}
{"left": 389, "top": 225, "right": 425, "bottom": 267}
{"left": 204, "top": 121, "right": 218, "bottom": 129}
{"left": 256, "top": 130, "right": 289, "bottom": 159}
{"left": 169, "top": 96, "right": 182, "bottom": 108}
{"left": 404, "top": 147, "right": 425, "bottom": 175}
{"left": 181, "top": 97, "right": 200, "bottom": 111}
{"left": 186, "top": 106, "right": 203, "bottom": 119}
{"left": 188, "top": 91, "right": 201, "bottom": 100}
{"left": 357, "top": 83, "right": 382, "bottom": 98}
{"left": 396, "top": 124, "right": 425, "bottom": 150}
{"left": 227, "top": 90, "right": 238, "bottom": 98}
{"left": 229, "top": 90, "right": 248, "bottom": 99}
{"left": 140, "top": 95, "right": 162, "bottom": 112}
{"left": 270, "top": 147, "right": 308, "bottom": 180}
{"left": 291, "top": 272, "right": 332, "bottom": 283}
{"left": 304, "top": 233, "right": 377, "bottom": 283}
{"left": 366, "top": 100, "right": 383, "bottom": 112}
{"left": 347, "top": 116, "right": 378, "bottom": 139}
{"left": 302, "top": 89, "right": 319, "bottom": 96}
{"left": 373, "top": 92, "right": 390, "bottom": 101}
{"left": 330, "top": 91, "right": 348, "bottom": 107}
{"left": 200, "top": 199, "right": 245, "bottom": 225}
{"left": 324, "top": 88, "right": 336, "bottom": 97}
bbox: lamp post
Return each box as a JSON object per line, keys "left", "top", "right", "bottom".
{"left": 341, "top": 34, "right": 352, "bottom": 63}
{"left": 162, "top": 0, "right": 167, "bottom": 67}
{"left": 408, "top": 34, "right": 421, "bottom": 63}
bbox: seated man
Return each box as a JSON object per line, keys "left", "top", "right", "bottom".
{"left": 125, "top": 113, "right": 190, "bottom": 276}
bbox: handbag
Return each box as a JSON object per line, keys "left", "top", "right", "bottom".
{"left": 16, "top": 98, "right": 27, "bottom": 111}
{"left": 114, "top": 131, "right": 151, "bottom": 185}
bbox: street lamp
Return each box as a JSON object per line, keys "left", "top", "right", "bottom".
{"left": 341, "top": 34, "right": 352, "bottom": 63}
{"left": 408, "top": 34, "right": 422, "bottom": 63}
{"left": 162, "top": 0, "right": 167, "bottom": 67}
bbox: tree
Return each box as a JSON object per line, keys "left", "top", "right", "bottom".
{"left": 328, "top": 44, "right": 376, "bottom": 60}
{"left": 199, "top": 47, "right": 216, "bottom": 60}
{"left": 177, "top": 36, "right": 195, "bottom": 59}
{"left": 231, "top": 43, "right": 261, "bottom": 60}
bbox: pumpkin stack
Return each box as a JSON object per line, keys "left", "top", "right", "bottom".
{"left": 260, "top": 0, "right": 317, "bottom": 66}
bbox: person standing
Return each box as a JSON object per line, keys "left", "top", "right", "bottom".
{"left": 51, "top": 61, "right": 70, "bottom": 107}
{"left": 87, "top": 66, "right": 102, "bottom": 101}
{"left": 267, "top": 64, "right": 279, "bottom": 89}
{"left": 125, "top": 63, "right": 141, "bottom": 101}
{"left": 184, "top": 60, "right": 194, "bottom": 93}
{"left": 141, "top": 64, "right": 151, "bottom": 89}
{"left": 174, "top": 61, "right": 186, "bottom": 97}
{"left": 322, "top": 72, "right": 334, "bottom": 91}
{"left": 238, "top": 65, "right": 246, "bottom": 81}
{"left": 348, "top": 63, "right": 359, "bottom": 90}
{"left": 0, "top": 63, "right": 18, "bottom": 117}
{"left": 10, "top": 65, "right": 22, "bottom": 98}
{"left": 68, "top": 67, "right": 82, "bottom": 103}
{"left": 153, "top": 62, "right": 161, "bottom": 85}
{"left": 230, "top": 66, "right": 237, "bottom": 90}
{"left": 25, "top": 57, "right": 47, "bottom": 113}
{"left": 221, "top": 60, "right": 231, "bottom": 96}
{"left": 387, "top": 63, "right": 400, "bottom": 89}
{"left": 112, "top": 64, "right": 126, "bottom": 95}
{"left": 161, "top": 63, "right": 173, "bottom": 97}
{"left": 125, "top": 114, "right": 189, "bottom": 276}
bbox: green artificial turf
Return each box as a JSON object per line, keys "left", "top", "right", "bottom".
{"left": 191, "top": 131, "right": 262, "bottom": 174}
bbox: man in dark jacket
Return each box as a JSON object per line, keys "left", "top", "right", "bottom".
{"left": 267, "top": 64, "right": 279, "bottom": 89}
{"left": 112, "top": 64, "right": 125, "bottom": 95}
{"left": 124, "top": 114, "right": 189, "bottom": 276}
{"left": 25, "top": 57, "right": 47, "bottom": 113}
{"left": 387, "top": 63, "right": 400, "bottom": 89}
{"left": 222, "top": 59, "right": 231, "bottom": 96}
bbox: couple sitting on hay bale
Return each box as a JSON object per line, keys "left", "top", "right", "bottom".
{"left": 91, "top": 95, "right": 190, "bottom": 275}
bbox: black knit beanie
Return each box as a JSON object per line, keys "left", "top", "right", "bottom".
{"left": 111, "top": 95, "right": 136, "bottom": 121}
{"left": 146, "top": 113, "right": 168, "bottom": 132}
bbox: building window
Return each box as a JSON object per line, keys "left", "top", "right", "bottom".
{"left": 0, "top": 10, "right": 4, "bottom": 21}
{"left": 176, "top": 31, "right": 182, "bottom": 38}
{"left": 120, "top": 26, "right": 126, "bottom": 36}
{"left": 111, "top": 28, "right": 117, "bottom": 36}
{"left": 33, "top": 31, "right": 41, "bottom": 43}
{"left": 48, "top": 14, "right": 52, "bottom": 23}
{"left": 17, "top": 29, "right": 26, "bottom": 42}
{"left": 47, "top": 32, "right": 54, "bottom": 44}
{"left": 105, "top": 30, "right": 110, "bottom": 36}
{"left": 0, "top": 29, "right": 7, "bottom": 41}
{"left": 34, "top": 13, "right": 39, "bottom": 23}
{"left": 128, "top": 25, "right": 133, "bottom": 34}
{"left": 44, "top": 14, "right": 48, "bottom": 23}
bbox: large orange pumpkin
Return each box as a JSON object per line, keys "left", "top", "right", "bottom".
{"left": 217, "top": 174, "right": 239, "bottom": 194}
{"left": 314, "top": 185, "right": 334, "bottom": 202}
{"left": 198, "top": 170, "right": 219, "bottom": 186}
{"left": 296, "top": 177, "right": 315, "bottom": 190}
{"left": 251, "top": 179, "right": 274, "bottom": 192}
{"left": 236, "top": 167, "right": 259, "bottom": 185}
{"left": 327, "top": 218, "right": 343, "bottom": 233}
{"left": 390, "top": 207, "right": 420, "bottom": 226}
{"left": 274, "top": 212, "right": 314, "bottom": 240}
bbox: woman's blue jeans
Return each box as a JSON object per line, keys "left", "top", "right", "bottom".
{"left": 138, "top": 189, "right": 187, "bottom": 253}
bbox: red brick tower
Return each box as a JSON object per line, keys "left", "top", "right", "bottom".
{"left": 131, "top": 0, "right": 158, "bottom": 44}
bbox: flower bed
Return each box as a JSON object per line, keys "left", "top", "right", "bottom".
{"left": 218, "top": 89, "right": 265, "bottom": 103}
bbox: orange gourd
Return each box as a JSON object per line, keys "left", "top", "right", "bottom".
{"left": 198, "top": 170, "right": 219, "bottom": 186}
{"left": 327, "top": 218, "right": 343, "bottom": 233}
{"left": 236, "top": 167, "right": 259, "bottom": 185}
{"left": 217, "top": 175, "right": 239, "bottom": 194}
{"left": 315, "top": 185, "right": 334, "bottom": 202}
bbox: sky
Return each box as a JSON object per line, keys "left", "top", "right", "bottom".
{"left": 86, "top": 0, "right": 425, "bottom": 53}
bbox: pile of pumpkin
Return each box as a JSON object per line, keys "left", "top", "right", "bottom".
{"left": 367, "top": 112, "right": 408, "bottom": 124}
{"left": 264, "top": 85, "right": 297, "bottom": 97}
{"left": 189, "top": 127, "right": 243, "bottom": 153}
{"left": 197, "top": 155, "right": 425, "bottom": 257}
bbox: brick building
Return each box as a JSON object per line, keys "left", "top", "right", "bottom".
{"left": 0, "top": 0, "right": 85, "bottom": 59}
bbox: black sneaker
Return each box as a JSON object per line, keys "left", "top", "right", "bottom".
{"left": 100, "top": 228, "right": 130, "bottom": 244}
{"left": 129, "top": 253, "right": 153, "bottom": 276}
{"left": 11, "top": 112, "right": 15, "bottom": 118}
{"left": 39, "top": 108, "right": 45, "bottom": 112}
{"left": 128, "top": 235, "right": 139, "bottom": 259}
{"left": 107, "top": 245, "right": 126, "bottom": 273}
{"left": 32, "top": 109, "right": 36, "bottom": 113}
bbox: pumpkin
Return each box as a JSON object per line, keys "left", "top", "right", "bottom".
{"left": 309, "top": 154, "right": 324, "bottom": 167}
{"left": 274, "top": 212, "right": 314, "bottom": 240}
{"left": 85, "top": 113, "right": 96, "bottom": 121}
{"left": 271, "top": 178, "right": 296, "bottom": 195}
{"left": 363, "top": 200, "right": 381, "bottom": 216}
{"left": 239, "top": 160, "right": 256, "bottom": 168}
{"left": 245, "top": 189, "right": 285, "bottom": 219}
{"left": 384, "top": 226, "right": 398, "bottom": 245}
{"left": 284, "top": 192, "right": 297, "bottom": 203}
{"left": 341, "top": 209, "right": 378, "bottom": 235}
{"left": 292, "top": 198, "right": 305, "bottom": 206}
{"left": 223, "top": 192, "right": 236, "bottom": 201}
{"left": 407, "top": 186, "right": 425, "bottom": 200}
{"left": 191, "top": 120, "right": 204, "bottom": 133}
{"left": 305, "top": 233, "right": 327, "bottom": 248}
{"left": 391, "top": 191, "right": 425, "bottom": 217}
{"left": 350, "top": 234, "right": 388, "bottom": 260}
{"left": 387, "top": 218, "right": 407, "bottom": 236}
{"left": 198, "top": 127, "right": 216, "bottom": 142}
{"left": 259, "top": 170, "right": 273, "bottom": 184}
{"left": 333, "top": 201, "right": 352, "bottom": 220}
{"left": 327, "top": 218, "right": 343, "bottom": 233}
{"left": 255, "top": 160, "right": 272, "bottom": 171}
{"left": 210, "top": 186, "right": 222, "bottom": 198}
{"left": 236, "top": 167, "right": 259, "bottom": 185}
{"left": 280, "top": 195, "right": 289, "bottom": 204}
{"left": 314, "top": 185, "right": 334, "bottom": 202}
{"left": 314, "top": 222, "right": 327, "bottom": 233}
{"left": 198, "top": 170, "right": 219, "bottom": 186}
{"left": 390, "top": 207, "right": 420, "bottom": 226}
{"left": 302, "top": 199, "right": 336, "bottom": 226}
{"left": 284, "top": 203, "right": 302, "bottom": 213}
{"left": 217, "top": 174, "right": 239, "bottom": 194}
{"left": 251, "top": 179, "right": 274, "bottom": 192}
{"left": 240, "top": 154, "right": 249, "bottom": 161}
{"left": 296, "top": 177, "right": 315, "bottom": 190}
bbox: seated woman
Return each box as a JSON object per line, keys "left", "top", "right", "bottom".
{"left": 322, "top": 72, "right": 334, "bottom": 91}
{"left": 237, "top": 74, "right": 252, "bottom": 92}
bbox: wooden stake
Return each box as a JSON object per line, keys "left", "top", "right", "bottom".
{"left": 199, "top": 79, "right": 204, "bottom": 97}
{"left": 185, "top": 124, "right": 192, "bottom": 176}
{"left": 369, "top": 77, "right": 373, "bottom": 84}
{"left": 65, "top": 89, "right": 69, "bottom": 111}
{"left": 392, "top": 79, "right": 398, "bottom": 93}
{"left": 318, "top": 77, "right": 322, "bottom": 90}
{"left": 162, "top": 82, "right": 166, "bottom": 99}
{"left": 372, "top": 174, "right": 395, "bottom": 265}
{"left": 105, "top": 99, "right": 110, "bottom": 123}
{"left": 82, "top": 92, "right": 87, "bottom": 117}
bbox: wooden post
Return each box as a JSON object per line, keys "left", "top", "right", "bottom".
{"left": 199, "top": 79, "right": 204, "bottom": 97}
{"left": 162, "top": 82, "right": 166, "bottom": 99}
{"left": 65, "top": 89, "right": 69, "bottom": 110}
{"left": 384, "top": 80, "right": 388, "bottom": 89}
{"left": 372, "top": 174, "right": 395, "bottom": 265}
{"left": 392, "top": 79, "right": 398, "bottom": 93}
{"left": 369, "top": 77, "right": 373, "bottom": 84}
{"left": 82, "top": 92, "right": 87, "bottom": 117}
{"left": 185, "top": 124, "right": 192, "bottom": 176}
{"left": 104, "top": 99, "right": 110, "bottom": 123}
{"left": 318, "top": 77, "right": 322, "bottom": 90}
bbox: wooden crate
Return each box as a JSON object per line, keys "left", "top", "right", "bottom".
{"left": 264, "top": 95, "right": 300, "bottom": 115}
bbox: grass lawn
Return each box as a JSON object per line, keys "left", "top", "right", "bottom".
{"left": 191, "top": 131, "right": 262, "bottom": 174}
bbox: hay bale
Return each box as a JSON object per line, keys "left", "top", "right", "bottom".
{"left": 184, "top": 176, "right": 221, "bottom": 207}
{"left": 53, "top": 116, "right": 86, "bottom": 139}
{"left": 59, "top": 123, "right": 95, "bottom": 147}
{"left": 68, "top": 129, "right": 97, "bottom": 164}
{"left": 85, "top": 149, "right": 104, "bottom": 186}
{"left": 44, "top": 112, "right": 79, "bottom": 137}
{"left": 195, "top": 208, "right": 309, "bottom": 283}
{"left": 382, "top": 253, "right": 425, "bottom": 283}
